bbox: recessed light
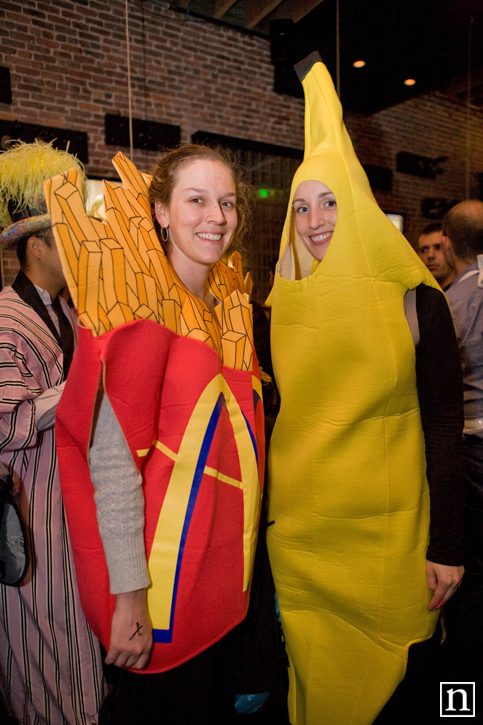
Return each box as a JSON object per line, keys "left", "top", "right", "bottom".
{"left": 404, "top": 78, "right": 416, "bottom": 86}
{"left": 353, "top": 60, "right": 366, "bottom": 68}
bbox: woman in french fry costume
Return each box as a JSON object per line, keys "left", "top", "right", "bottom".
{"left": 267, "top": 53, "right": 465, "bottom": 724}
{"left": 44, "top": 145, "right": 265, "bottom": 723}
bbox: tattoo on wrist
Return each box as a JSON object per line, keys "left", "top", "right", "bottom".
{"left": 129, "top": 622, "right": 143, "bottom": 641}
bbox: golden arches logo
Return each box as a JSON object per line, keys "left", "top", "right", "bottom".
{"left": 137, "top": 374, "right": 262, "bottom": 640}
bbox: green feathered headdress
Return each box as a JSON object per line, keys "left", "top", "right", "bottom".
{"left": 0, "top": 139, "right": 87, "bottom": 248}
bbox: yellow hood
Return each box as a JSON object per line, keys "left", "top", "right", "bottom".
{"left": 278, "top": 52, "right": 438, "bottom": 292}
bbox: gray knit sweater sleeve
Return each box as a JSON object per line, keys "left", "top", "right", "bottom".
{"left": 89, "top": 391, "right": 151, "bottom": 594}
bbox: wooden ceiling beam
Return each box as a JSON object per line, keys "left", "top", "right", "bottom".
{"left": 243, "top": 0, "right": 284, "bottom": 30}
{"left": 268, "top": 0, "right": 324, "bottom": 25}
{"left": 213, "top": 0, "right": 238, "bottom": 19}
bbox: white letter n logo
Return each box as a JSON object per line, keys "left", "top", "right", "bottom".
{"left": 441, "top": 682, "right": 475, "bottom": 717}
{"left": 447, "top": 688, "right": 470, "bottom": 712}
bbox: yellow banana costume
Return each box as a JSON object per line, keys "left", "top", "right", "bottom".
{"left": 267, "top": 53, "right": 440, "bottom": 724}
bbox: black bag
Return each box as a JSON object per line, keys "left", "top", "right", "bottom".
{"left": 0, "top": 464, "right": 29, "bottom": 586}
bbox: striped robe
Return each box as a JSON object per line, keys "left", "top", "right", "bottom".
{"left": 0, "top": 285, "right": 105, "bottom": 725}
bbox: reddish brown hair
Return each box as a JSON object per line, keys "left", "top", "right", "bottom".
{"left": 149, "top": 144, "right": 252, "bottom": 252}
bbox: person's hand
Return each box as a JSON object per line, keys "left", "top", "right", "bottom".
{"left": 105, "top": 589, "right": 153, "bottom": 669}
{"left": 426, "top": 560, "right": 464, "bottom": 611}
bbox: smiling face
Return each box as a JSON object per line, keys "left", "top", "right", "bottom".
{"left": 293, "top": 180, "right": 337, "bottom": 261}
{"left": 154, "top": 158, "right": 237, "bottom": 282}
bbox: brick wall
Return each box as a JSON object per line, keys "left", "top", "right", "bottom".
{"left": 1, "top": 0, "right": 483, "bottom": 286}
{"left": 0, "top": 0, "right": 305, "bottom": 172}
{"left": 346, "top": 94, "right": 483, "bottom": 246}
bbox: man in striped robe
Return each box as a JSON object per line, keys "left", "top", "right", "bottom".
{"left": 0, "top": 141, "right": 105, "bottom": 724}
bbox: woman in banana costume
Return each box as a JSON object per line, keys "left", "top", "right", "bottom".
{"left": 267, "top": 53, "right": 464, "bottom": 724}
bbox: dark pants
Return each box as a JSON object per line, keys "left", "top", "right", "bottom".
{"left": 99, "top": 635, "right": 238, "bottom": 725}
{"left": 373, "top": 626, "right": 444, "bottom": 725}
{"left": 442, "top": 434, "right": 483, "bottom": 707}
{"left": 99, "top": 534, "right": 289, "bottom": 725}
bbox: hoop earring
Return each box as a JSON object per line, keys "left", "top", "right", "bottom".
{"left": 160, "top": 226, "right": 169, "bottom": 243}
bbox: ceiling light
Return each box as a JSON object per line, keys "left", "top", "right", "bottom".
{"left": 353, "top": 60, "right": 366, "bottom": 68}
{"left": 404, "top": 78, "right": 416, "bottom": 86}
